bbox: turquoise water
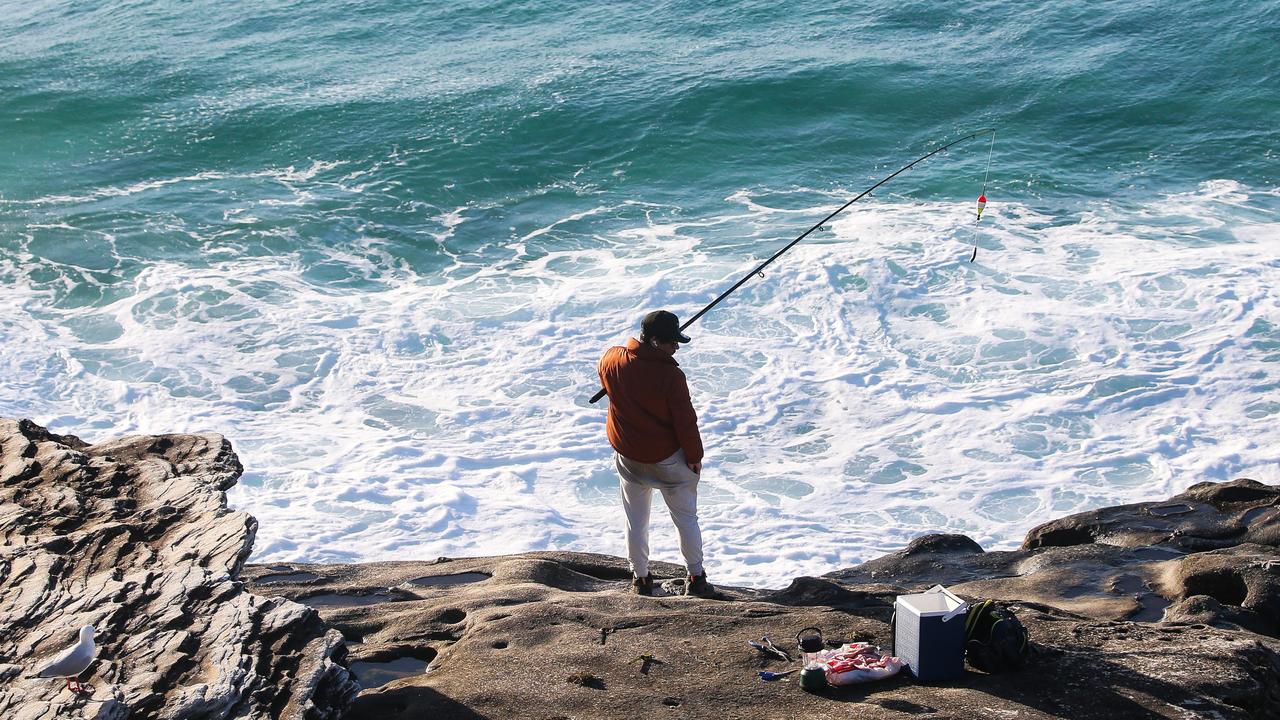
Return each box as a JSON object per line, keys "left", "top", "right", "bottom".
{"left": 5, "top": 2, "right": 1275, "bottom": 209}
{"left": 2, "top": 1, "right": 1277, "bottom": 586}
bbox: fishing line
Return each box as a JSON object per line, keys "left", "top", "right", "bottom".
{"left": 981, "top": 129, "right": 996, "bottom": 196}
{"left": 589, "top": 127, "right": 997, "bottom": 405}
{"left": 970, "top": 129, "right": 996, "bottom": 262}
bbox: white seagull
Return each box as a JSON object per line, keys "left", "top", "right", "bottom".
{"left": 35, "top": 625, "right": 96, "bottom": 694}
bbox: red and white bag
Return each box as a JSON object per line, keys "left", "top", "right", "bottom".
{"left": 810, "top": 643, "right": 904, "bottom": 686}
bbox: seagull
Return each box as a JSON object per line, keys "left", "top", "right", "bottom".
{"left": 35, "top": 625, "right": 96, "bottom": 694}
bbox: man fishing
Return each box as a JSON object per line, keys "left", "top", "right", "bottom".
{"left": 597, "top": 310, "right": 714, "bottom": 598}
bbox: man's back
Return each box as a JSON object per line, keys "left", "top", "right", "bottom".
{"left": 598, "top": 338, "right": 703, "bottom": 465}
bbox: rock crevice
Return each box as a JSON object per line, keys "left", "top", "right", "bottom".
{"left": 0, "top": 419, "right": 358, "bottom": 720}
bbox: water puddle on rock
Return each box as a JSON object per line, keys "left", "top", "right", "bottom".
{"left": 256, "top": 571, "right": 321, "bottom": 584}
{"left": 1242, "top": 506, "right": 1278, "bottom": 526}
{"left": 409, "top": 572, "right": 491, "bottom": 587}
{"left": 302, "top": 591, "right": 403, "bottom": 607}
{"left": 1131, "top": 546, "right": 1185, "bottom": 560}
{"left": 1115, "top": 574, "right": 1170, "bottom": 622}
{"left": 1148, "top": 503, "right": 1195, "bottom": 517}
{"left": 349, "top": 656, "right": 432, "bottom": 688}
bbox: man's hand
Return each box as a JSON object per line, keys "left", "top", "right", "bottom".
{"left": 687, "top": 461, "right": 701, "bottom": 475}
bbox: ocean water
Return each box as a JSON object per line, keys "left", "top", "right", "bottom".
{"left": 1, "top": 0, "right": 1276, "bottom": 587}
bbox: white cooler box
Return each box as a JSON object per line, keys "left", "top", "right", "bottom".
{"left": 893, "top": 584, "right": 969, "bottom": 682}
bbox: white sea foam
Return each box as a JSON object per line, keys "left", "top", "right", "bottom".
{"left": 2, "top": 180, "right": 1278, "bottom": 587}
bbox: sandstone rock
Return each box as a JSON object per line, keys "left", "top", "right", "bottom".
{"left": 242, "top": 476, "right": 1280, "bottom": 719}
{"left": 248, "top": 550, "right": 1280, "bottom": 720}
{"left": 829, "top": 489, "right": 1280, "bottom": 639}
{"left": 1164, "top": 544, "right": 1280, "bottom": 637}
{"left": 1022, "top": 477, "right": 1278, "bottom": 551}
{"left": 8, "top": 416, "right": 1280, "bottom": 720}
{"left": 0, "top": 419, "right": 357, "bottom": 719}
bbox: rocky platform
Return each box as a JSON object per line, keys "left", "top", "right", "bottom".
{"left": 0, "top": 419, "right": 358, "bottom": 719}
{"left": 4, "top": 419, "right": 1279, "bottom": 719}
{"left": 247, "top": 485, "right": 1280, "bottom": 718}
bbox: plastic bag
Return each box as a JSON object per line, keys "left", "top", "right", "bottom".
{"left": 807, "top": 643, "right": 904, "bottom": 686}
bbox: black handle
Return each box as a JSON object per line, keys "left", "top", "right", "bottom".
{"left": 589, "top": 387, "right": 607, "bottom": 404}
{"left": 796, "top": 626, "right": 824, "bottom": 653}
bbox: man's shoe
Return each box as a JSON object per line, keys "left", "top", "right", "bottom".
{"left": 631, "top": 574, "right": 653, "bottom": 596}
{"left": 684, "top": 573, "right": 715, "bottom": 598}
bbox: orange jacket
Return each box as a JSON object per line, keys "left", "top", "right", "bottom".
{"left": 598, "top": 338, "right": 704, "bottom": 464}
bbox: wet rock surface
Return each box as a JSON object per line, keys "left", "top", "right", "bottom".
{"left": 6, "top": 418, "right": 1278, "bottom": 719}
{"left": 250, "top": 480, "right": 1280, "bottom": 720}
{"left": 829, "top": 478, "right": 1280, "bottom": 636}
{"left": 1023, "top": 478, "right": 1280, "bottom": 551}
{"left": 0, "top": 419, "right": 357, "bottom": 719}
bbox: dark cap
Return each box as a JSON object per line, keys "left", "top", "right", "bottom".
{"left": 641, "top": 310, "right": 691, "bottom": 344}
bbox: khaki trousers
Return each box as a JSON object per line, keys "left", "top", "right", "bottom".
{"left": 616, "top": 448, "right": 704, "bottom": 578}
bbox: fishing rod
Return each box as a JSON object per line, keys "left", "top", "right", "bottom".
{"left": 588, "top": 127, "right": 996, "bottom": 405}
